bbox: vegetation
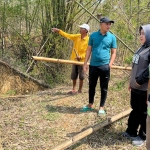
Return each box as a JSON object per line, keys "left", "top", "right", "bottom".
{"left": 0, "top": 0, "right": 149, "bottom": 85}
{"left": 0, "top": 1, "right": 150, "bottom": 149}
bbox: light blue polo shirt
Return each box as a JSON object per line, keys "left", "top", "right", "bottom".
{"left": 88, "top": 30, "right": 117, "bottom": 66}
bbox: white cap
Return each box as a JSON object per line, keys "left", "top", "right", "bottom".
{"left": 79, "top": 24, "right": 90, "bottom": 32}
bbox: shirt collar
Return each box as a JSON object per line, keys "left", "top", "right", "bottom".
{"left": 99, "top": 30, "right": 108, "bottom": 36}
{"left": 82, "top": 34, "right": 89, "bottom": 40}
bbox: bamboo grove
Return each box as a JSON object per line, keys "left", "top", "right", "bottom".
{"left": 0, "top": 0, "right": 150, "bottom": 85}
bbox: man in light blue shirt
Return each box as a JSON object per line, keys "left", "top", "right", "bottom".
{"left": 81, "top": 17, "right": 117, "bottom": 115}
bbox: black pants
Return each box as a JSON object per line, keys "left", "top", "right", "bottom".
{"left": 89, "top": 65, "right": 110, "bottom": 107}
{"left": 126, "top": 90, "right": 147, "bottom": 140}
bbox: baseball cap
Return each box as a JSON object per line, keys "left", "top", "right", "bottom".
{"left": 100, "top": 17, "right": 114, "bottom": 23}
{"left": 79, "top": 24, "right": 90, "bottom": 32}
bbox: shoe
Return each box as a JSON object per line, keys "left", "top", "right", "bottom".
{"left": 132, "top": 136, "right": 145, "bottom": 146}
{"left": 122, "top": 132, "right": 137, "bottom": 140}
{"left": 98, "top": 110, "right": 106, "bottom": 116}
{"left": 80, "top": 106, "right": 93, "bottom": 112}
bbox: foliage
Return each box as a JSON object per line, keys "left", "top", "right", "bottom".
{"left": 5, "top": 90, "right": 17, "bottom": 96}
{"left": 0, "top": 0, "right": 149, "bottom": 86}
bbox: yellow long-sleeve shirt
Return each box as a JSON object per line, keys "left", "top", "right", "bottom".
{"left": 59, "top": 30, "right": 89, "bottom": 62}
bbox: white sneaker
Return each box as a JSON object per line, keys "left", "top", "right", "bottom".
{"left": 132, "top": 136, "right": 146, "bottom": 146}
{"left": 98, "top": 110, "right": 106, "bottom": 116}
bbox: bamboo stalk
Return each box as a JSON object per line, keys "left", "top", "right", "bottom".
{"left": 51, "top": 108, "right": 132, "bottom": 150}
{"left": 32, "top": 56, "right": 132, "bottom": 70}
{"left": 74, "top": 0, "right": 134, "bottom": 53}
{"left": 26, "top": 37, "right": 49, "bottom": 73}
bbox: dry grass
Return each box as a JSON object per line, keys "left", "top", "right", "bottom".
{"left": 0, "top": 69, "right": 147, "bottom": 150}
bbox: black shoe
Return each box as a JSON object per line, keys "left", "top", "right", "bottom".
{"left": 122, "top": 132, "right": 137, "bottom": 140}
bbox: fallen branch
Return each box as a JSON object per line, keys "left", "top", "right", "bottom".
{"left": 51, "top": 108, "right": 131, "bottom": 150}
{"left": 32, "top": 56, "right": 132, "bottom": 71}
{"left": 0, "top": 95, "right": 30, "bottom": 99}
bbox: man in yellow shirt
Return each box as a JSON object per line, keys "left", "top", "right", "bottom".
{"left": 52, "top": 24, "right": 89, "bottom": 94}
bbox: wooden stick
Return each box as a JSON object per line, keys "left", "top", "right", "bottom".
{"left": 51, "top": 108, "right": 132, "bottom": 150}
{"left": 74, "top": 0, "right": 134, "bottom": 53}
{"left": 32, "top": 56, "right": 132, "bottom": 70}
{"left": 26, "top": 37, "right": 49, "bottom": 73}
{"left": 74, "top": 48, "right": 79, "bottom": 57}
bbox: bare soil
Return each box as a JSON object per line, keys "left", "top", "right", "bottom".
{"left": 0, "top": 60, "right": 47, "bottom": 95}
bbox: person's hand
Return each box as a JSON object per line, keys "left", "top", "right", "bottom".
{"left": 109, "top": 63, "right": 112, "bottom": 68}
{"left": 83, "top": 63, "right": 88, "bottom": 73}
{"left": 128, "top": 85, "right": 131, "bottom": 91}
{"left": 76, "top": 56, "right": 81, "bottom": 61}
{"left": 51, "top": 28, "right": 60, "bottom": 33}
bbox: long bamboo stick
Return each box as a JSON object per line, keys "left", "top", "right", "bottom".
{"left": 32, "top": 56, "right": 132, "bottom": 70}
{"left": 51, "top": 108, "right": 132, "bottom": 150}
{"left": 74, "top": 0, "right": 134, "bottom": 53}
{"left": 26, "top": 37, "right": 49, "bottom": 73}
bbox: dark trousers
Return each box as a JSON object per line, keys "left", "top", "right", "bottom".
{"left": 89, "top": 65, "right": 110, "bottom": 107}
{"left": 126, "top": 90, "right": 147, "bottom": 140}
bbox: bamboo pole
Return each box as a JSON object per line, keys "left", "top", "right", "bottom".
{"left": 32, "top": 56, "right": 132, "bottom": 71}
{"left": 25, "top": 37, "right": 49, "bottom": 73}
{"left": 51, "top": 108, "right": 132, "bottom": 150}
{"left": 74, "top": 0, "right": 134, "bottom": 53}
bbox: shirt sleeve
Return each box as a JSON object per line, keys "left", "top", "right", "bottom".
{"left": 111, "top": 35, "right": 117, "bottom": 49}
{"left": 59, "top": 30, "right": 77, "bottom": 41}
{"left": 88, "top": 34, "right": 93, "bottom": 46}
{"left": 148, "top": 50, "right": 150, "bottom": 78}
{"left": 136, "top": 50, "right": 150, "bottom": 85}
{"left": 148, "top": 50, "right": 150, "bottom": 63}
{"left": 136, "top": 68, "right": 149, "bottom": 85}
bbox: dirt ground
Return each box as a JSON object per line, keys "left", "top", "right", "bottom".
{"left": 0, "top": 60, "right": 47, "bottom": 95}
{"left": 0, "top": 69, "right": 147, "bottom": 150}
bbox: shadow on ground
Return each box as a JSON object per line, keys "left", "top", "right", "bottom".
{"left": 46, "top": 104, "right": 98, "bottom": 114}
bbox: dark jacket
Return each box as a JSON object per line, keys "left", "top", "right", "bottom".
{"left": 130, "top": 24, "right": 150, "bottom": 93}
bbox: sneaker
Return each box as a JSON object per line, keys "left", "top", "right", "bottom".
{"left": 98, "top": 110, "right": 106, "bottom": 116}
{"left": 122, "top": 132, "right": 137, "bottom": 140}
{"left": 80, "top": 106, "right": 93, "bottom": 112}
{"left": 132, "top": 136, "right": 145, "bottom": 146}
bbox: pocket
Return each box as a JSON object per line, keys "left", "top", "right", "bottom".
{"left": 135, "top": 81, "right": 141, "bottom": 88}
